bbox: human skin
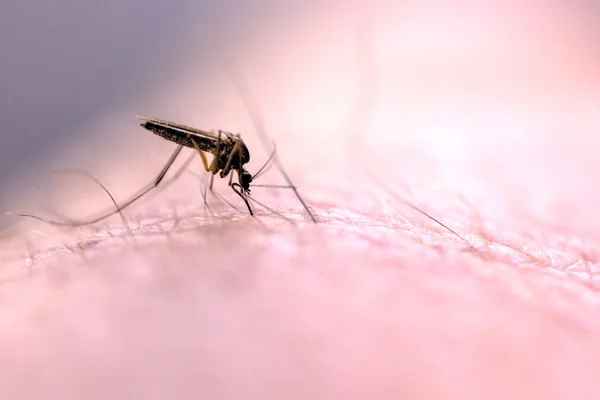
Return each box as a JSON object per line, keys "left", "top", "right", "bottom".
{"left": 2, "top": 2, "right": 600, "bottom": 399}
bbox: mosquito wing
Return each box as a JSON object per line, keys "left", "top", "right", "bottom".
{"left": 136, "top": 115, "right": 221, "bottom": 153}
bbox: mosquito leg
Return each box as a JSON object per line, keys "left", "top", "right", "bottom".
{"left": 190, "top": 132, "right": 220, "bottom": 193}
{"left": 13, "top": 144, "right": 186, "bottom": 227}
{"left": 204, "top": 176, "right": 242, "bottom": 213}
{"left": 222, "top": 137, "right": 243, "bottom": 178}
{"left": 218, "top": 59, "right": 318, "bottom": 223}
{"left": 207, "top": 130, "right": 224, "bottom": 192}
{"left": 159, "top": 151, "right": 195, "bottom": 186}
{"left": 189, "top": 137, "right": 211, "bottom": 172}
{"left": 189, "top": 134, "right": 219, "bottom": 199}
{"left": 87, "top": 144, "right": 186, "bottom": 220}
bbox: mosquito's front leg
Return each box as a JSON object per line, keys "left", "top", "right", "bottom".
{"left": 221, "top": 137, "right": 243, "bottom": 179}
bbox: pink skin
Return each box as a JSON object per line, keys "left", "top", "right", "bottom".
{"left": 2, "top": 2, "right": 600, "bottom": 399}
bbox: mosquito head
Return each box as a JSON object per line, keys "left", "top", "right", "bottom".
{"left": 239, "top": 168, "right": 253, "bottom": 193}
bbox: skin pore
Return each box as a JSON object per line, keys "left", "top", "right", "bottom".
{"left": 2, "top": 2, "right": 600, "bottom": 399}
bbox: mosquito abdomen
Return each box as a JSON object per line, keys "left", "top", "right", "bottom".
{"left": 140, "top": 121, "right": 217, "bottom": 153}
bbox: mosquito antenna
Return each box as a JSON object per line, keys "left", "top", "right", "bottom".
{"left": 218, "top": 56, "right": 318, "bottom": 223}
{"left": 252, "top": 161, "right": 275, "bottom": 181}
{"left": 252, "top": 140, "right": 277, "bottom": 180}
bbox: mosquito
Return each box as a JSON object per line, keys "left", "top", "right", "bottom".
{"left": 12, "top": 115, "right": 316, "bottom": 227}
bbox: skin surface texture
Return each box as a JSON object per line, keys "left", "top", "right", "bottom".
{"left": 2, "top": 2, "right": 600, "bottom": 399}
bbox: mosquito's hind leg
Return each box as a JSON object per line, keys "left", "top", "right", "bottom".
{"left": 208, "top": 130, "right": 225, "bottom": 191}
{"left": 189, "top": 134, "right": 220, "bottom": 193}
{"left": 189, "top": 136, "right": 211, "bottom": 173}
{"left": 13, "top": 144, "right": 187, "bottom": 227}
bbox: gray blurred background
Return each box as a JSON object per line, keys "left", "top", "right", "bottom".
{"left": 0, "top": 0, "right": 314, "bottom": 206}
{"left": 1, "top": 0, "right": 192, "bottom": 184}
{"left": 1, "top": 0, "right": 598, "bottom": 230}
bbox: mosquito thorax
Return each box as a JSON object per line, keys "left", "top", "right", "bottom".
{"left": 238, "top": 141, "right": 251, "bottom": 165}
